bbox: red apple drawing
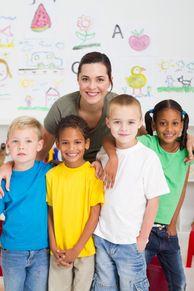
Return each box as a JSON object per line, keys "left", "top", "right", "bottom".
{"left": 129, "top": 29, "right": 150, "bottom": 51}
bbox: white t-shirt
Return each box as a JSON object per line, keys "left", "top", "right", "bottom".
{"left": 94, "top": 141, "right": 169, "bottom": 244}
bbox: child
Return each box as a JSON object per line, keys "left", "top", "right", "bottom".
{"left": 139, "top": 99, "right": 193, "bottom": 291}
{"left": 46, "top": 115, "right": 104, "bottom": 291}
{"left": 0, "top": 116, "right": 52, "bottom": 291}
{"left": 91, "top": 94, "right": 169, "bottom": 291}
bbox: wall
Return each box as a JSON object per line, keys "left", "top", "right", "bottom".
{"left": 0, "top": 0, "right": 194, "bottom": 124}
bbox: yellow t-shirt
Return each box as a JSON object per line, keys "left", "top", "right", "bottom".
{"left": 46, "top": 161, "right": 104, "bottom": 257}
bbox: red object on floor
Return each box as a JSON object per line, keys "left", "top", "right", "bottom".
{"left": 186, "top": 224, "right": 194, "bottom": 268}
{"left": 147, "top": 256, "right": 168, "bottom": 291}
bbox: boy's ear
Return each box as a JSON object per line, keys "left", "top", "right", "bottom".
{"left": 106, "top": 117, "right": 111, "bottom": 128}
{"left": 85, "top": 138, "right": 90, "bottom": 150}
{"left": 5, "top": 140, "right": 10, "bottom": 155}
{"left": 37, "top": 139, "right": 44, "bottom": 152}
{"left": 138, "top": 118, "right": 143, "bottom": 129}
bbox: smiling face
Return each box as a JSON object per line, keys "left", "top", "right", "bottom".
{"left": 77, "top": 63, "right": 111, "bottom": 105}
{"left": 106, "top": 104, "right": 142, "bottom": 149}
{"left": 153, "top": 108, "right": 183, "bottom": 149}
{"left": 7, "top": 128, "right": 43, "bottom": 170}
{"left": 56, "top": 127, "right": 90, "bottom": 168}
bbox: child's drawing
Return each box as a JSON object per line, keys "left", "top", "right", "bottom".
{"left": 157, "top": 59, "right": 194, "bottom": 93}
{"left": 0, "top": 16, "right": 15, "bottom": 48}
{"left": 128, "top": 29, "right": 150, "bottom": 51}
{"left": 45, "top": 87, "right": 59, "bottom": 107}
{"left": 31, "top": 4, "right": 51, "bottom": 32}
{"left": 30, "top": 51, "right": 63, "bottom": 70}
{"left": 126, "top": 65, "right": 147, "bottom": 97}
{"left": 19, "top": 39, "right": 64, "bottom": 73}
{"left": 177, "top": 75, "right": 192, "bottom": 87}
{"left": 0, "top": 58, "right": 12, "bottom": 82}
{"left": 73, "top": 15, "right": 100, "bottom": 50}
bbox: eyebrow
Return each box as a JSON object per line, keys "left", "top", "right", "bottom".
{"left": 81, "top": 74, "right": 105, "bottom": 78}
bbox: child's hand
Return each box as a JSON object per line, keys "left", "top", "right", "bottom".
{"left": 103, "top": 156, "right": 118, "bottom": 189}
{"left": 62, "top": 247, "right": 79, "bottom": 264}
{"left": 52, "top": 249, "right": 71, "bottom": 267}
{"left": 136, "top": 235, "right": 148, "bottom": 253}
{"left": 167, "top": 224, "right": 177, "bottom": 236}
{"left": 0, "top": 161, "right": 13, "bottom": 196}
{"left": 91, "top": 160, "right": 104, "bottom": 179}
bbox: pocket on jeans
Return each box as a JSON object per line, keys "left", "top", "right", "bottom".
{"left": 168, "top": 234, "right": 180, "bottom": 251}
{"left": 133, "top": 277, "right": 149, "bottom": 291}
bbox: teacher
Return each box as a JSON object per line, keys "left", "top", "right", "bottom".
{"left": 38, "top": 51, "right": 117, "bottom": 162}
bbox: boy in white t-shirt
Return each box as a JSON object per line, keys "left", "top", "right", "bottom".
{"left": 91, "top": 94, "right": 169, "bottom": 291}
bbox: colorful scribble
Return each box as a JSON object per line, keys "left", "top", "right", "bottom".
{"left": 0, "top": 58, "right": 12, "bottom": 82}
{"left": 128, "top": 29, "right": 150, "bottom": 51}
{"left": 73, "top": 15, "right": 100, "bottom": 50}
{"left": 30, "top": 51, "right": 63, "bottom": 70}
{"left": 126, "top": 66, "right": 147, "bottom": 96}
{"left": 0, "top": 24, "right": 14, "bottom": 48}
{"left": 157, "top": 59, "right": 194, "bottom": 93}
{"left": 45, "top": 87, "right": 59, "bottom": 107}
{"left": 31, "top": 4, "right": 51, "bottom": 32}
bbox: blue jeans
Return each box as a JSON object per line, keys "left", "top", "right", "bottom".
{"left": 145, "top": 227, "right": 186, "bottom": 291}
{"left": 91, "top": 235, "right": 149, "bottom": 291}
{"left": 2, "top": 248, "right": 49, "bottom": 291}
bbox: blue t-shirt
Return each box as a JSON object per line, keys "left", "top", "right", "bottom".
{"left": 0, "top": 161, "right": 52, "bottom": 251}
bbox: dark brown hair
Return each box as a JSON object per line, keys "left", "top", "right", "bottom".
{"left": 78, "top": 51, "right": 113, "bottom": 89}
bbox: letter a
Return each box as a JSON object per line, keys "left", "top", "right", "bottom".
{"left": 112, "top": 24, "right": 124, "bottom": 39}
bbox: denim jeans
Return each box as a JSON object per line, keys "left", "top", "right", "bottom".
{"left": 145, "top": 226, "right": 186, "bottom": 291}
{"left": 91, "top": 235, "right": 149, "bottom": 291}
{"left": 2, "top": 248, "right": 49, "bottom": 291}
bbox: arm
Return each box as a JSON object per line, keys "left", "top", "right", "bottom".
{"left": 138, "top": 125, "right": 147, "bottom": 136}
{"left": 63, "top": 204, "right": 101, "bottom": 264}
{"left": 48, "top": 206, "right": 67, "bottom": 265}
{"left": 185, "top": 134, "right": 194, "bottom": 162}
{"left": 91, "top": 160, "right": 104, "bottom": 179}
{"left": 167, "top": 166, "right": 190, "bottom": 236}
{"left": 36, "top": 128, "right": 56, "bottom": 161}
{"left": 0, "top": 161, "right": 14, "bottom": 195}
{"left": 137, "top": 197, "right": 159, "bottom": 252}
{"left": 102, "top": 125, "right": 147, "bottom": 188}
{"left": 102, "top": 135, "right": 118, "bottom": 188}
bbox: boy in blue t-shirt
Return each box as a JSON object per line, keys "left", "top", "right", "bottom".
{"left": 0, "top": 116, "right": 52, "bottom": 291}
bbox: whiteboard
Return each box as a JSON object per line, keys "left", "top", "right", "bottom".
{"left": 0, "top": 0, "right": 194, "bottom": 124}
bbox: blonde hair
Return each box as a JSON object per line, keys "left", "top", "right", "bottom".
{"left": 7, "top": 116, "right": 43, "bottom": 140}
{"left": 108, "top": 94, "right": 142, "bottom": 119}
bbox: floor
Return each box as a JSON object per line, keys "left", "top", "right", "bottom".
{"left": 0, "top": 232, "right": 193, "bottom": 290}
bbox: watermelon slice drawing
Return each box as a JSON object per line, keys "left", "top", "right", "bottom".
{"left": 31, "top": 4, "right": 51, "bottom": 32}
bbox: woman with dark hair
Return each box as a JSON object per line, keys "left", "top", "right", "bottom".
{"left": 40, "top": 51, "right": 117, "bottom": 163}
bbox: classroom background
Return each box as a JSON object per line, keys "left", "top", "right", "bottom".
{"left": 0, "top": 0, "right": 194, "bottom": 289}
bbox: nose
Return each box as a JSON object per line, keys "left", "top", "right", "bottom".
{"left": 88, "top": 80, "right": 96, "bottom": 89}
{"left": 120, "top": 122, "right": 127, "bottom": 131}
{"left": 69, "top": 143, "right": 75, "bottom": 151}
{"left": 18, "top": 142, "right": 24, "bottom": 150}
{"left": 166, "top": 124, "right": 172, "bottom": 131}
